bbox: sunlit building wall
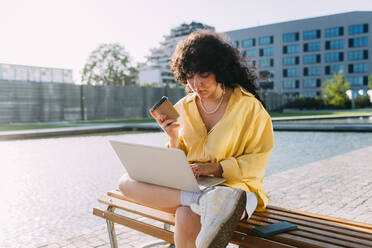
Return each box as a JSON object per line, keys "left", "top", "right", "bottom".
{"left": 225, "top": 11, "right": 372, "bottom": 98}
{"left": 0, "top": 63, "right": 73, "bottom": 84}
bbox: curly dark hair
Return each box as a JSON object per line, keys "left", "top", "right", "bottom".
{"left": 170, "top": 30, "right": 262, "bottom": 102}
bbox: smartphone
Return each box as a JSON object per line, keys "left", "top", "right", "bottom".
{"left": 252, "top": 221, "right": 297, "bottom": 237}
{"left": 150, "top": 96, "right": 179, "bottom": 119}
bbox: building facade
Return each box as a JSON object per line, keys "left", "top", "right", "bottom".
{"left": 139, "top": 22, "right": 215, "bottom": 87}
{"left": 225, "top": 11, "right": 372, "bottom": 98}
{"left": 0, "top": 63, "right": 73, "bottom": 84}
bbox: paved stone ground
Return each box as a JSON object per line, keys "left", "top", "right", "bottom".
{"left": 36, "top": 146, "right": 372, "bottom": 248}
{"left": 263, "top": 145, "right": 372, "bottom": 224}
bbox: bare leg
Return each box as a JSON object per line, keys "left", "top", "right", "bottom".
{"left": 175, "top": 206, "right": 201, "bottom": 248}
{"left": 118, "top": 174, "right": 201, "bottom": 247}
{"left": 118, "top": 174, "right": 181, "bottom": 210}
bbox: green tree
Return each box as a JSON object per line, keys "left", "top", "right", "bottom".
{"left": 368, "top": 75, "right": 372, "bottom": 90}
{"left": 81, "top": 43, "right": 135, "bottom": 86}
{"left": 321, "top": 71, "right": 350, "bottom": 108}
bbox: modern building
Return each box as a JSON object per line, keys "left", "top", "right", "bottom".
{"left": 139, "top": 22, "right": 215, "bottom": 87}
{"left": 0, "top": 63, "right": 73, "bottom": 84}
{"left": 225, "top": 11, "right": 372, "bottom": 98}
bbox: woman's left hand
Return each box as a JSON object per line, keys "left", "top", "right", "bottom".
{"left": 190, "top": 162, "right": 223, "bottom": 179}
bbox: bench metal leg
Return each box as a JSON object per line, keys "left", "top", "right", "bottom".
{"left": 106, "top": 206, "right": 118, "bottom": 248}
{"left": 104, "top": 206, "right": 173, "bottom": 248}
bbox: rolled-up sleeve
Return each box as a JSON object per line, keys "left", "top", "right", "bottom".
{"left": 220, "top": 112, "right": 274, "bottom": 183}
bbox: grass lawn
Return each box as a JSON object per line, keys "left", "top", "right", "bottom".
{"left": 75, "top": 119, "right": 156, "bottom": 124}
{"left": 0, "top": 119, "right": 156, "bottom": 132}
{"left": 0, "top": 124, "right": 78, "bottom": 132}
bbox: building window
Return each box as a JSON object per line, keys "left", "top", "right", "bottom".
{"left": 303, "top": 30, "right": 321, "bottom": 40}
{"left": 348, "top": 50, "right": 368, "bottom": 61}
{"left": 283, "top": 56, "right": 299, "bottom": 66}
{"left": 259, "top": 36, "right": 274, "bottom": 45}
{"left": 259, "top": 70, "right": 274, "bottom": 79}
{"left": 325, "top": 27, "right": 344, "bottom": 37}
{"left": 348, "top": 63, "right": 368, "bottom": 73}
{"left": 283, "top": 32, "right": 299, "bottom": 42}
{"left": 162, "top": 78, "right": 175, "bottom": 84}
{"left": 161, "top": 72, "right": 174, "bottom": 77}
{"left": 242, "top": 39, "right": 256, "bottom": 48}
{"left": 283, "top": 68, "right": 300, "bottom": 77}
{"left": 348, "top": 76, "right": 369, "bottom": 86}
{"left": 283, "top": 79, "right": 299, "bottom": 89}
{"left": 325, "top": 39, "right": 344, "bottom": 50}
{"left": 303, "top": 54, "right": 321, "bottom": 64}
{"left": 303, "top": 78, "right": 321, "bottom": 88}
{"left": 248, "top": 60, "right": 257, "bottom": 67}
{"left": 259, "top": 47, "right": 274, "bottom": 57}
{"left": 304, "top": 42, "right": 321, "bottom": 52}
{"left": 259, "top": 81, "right": 274, "bottom": 89}
{"left": 302, "top": 91, "right": 318, "bottom": 98}
{"left": 348, "top": 24, "right": 368, "bottom": 35}
{"left": 246, "top": 49, "right": 256, "bottom": 58}
{"left": 283, "top": 44, "right": 300, "bottom": 54}
{"left": 304, "top": 66, "right": 322, "bottom": 76}
{"left": 324, "top": 52, "right": 344, "bottom": 63}
{"left": 349, "top": 37, "right": 368, "bottom": 48}
{"left": 330, "top": 65, "right": 344, "bottom": 74}
{"left": 259, "top": 58, "right": 274, "bottom": 68}
{"left": 325, "top": 64, "right": 344, "bottom": 75}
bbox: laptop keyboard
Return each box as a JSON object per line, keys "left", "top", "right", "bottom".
{"left": 197, "top": 176, "right": 225, "bottom": 189}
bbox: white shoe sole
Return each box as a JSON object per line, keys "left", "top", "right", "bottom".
{"left": 206, "top": 189, "right": 247, "bottom": 248}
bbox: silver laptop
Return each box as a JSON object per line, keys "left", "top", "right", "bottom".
{"left": 110, "top": 140, "right": 226, "bottom": 192}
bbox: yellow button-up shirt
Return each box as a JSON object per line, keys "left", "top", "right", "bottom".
{"left": 169, "top": 86, "right": 274, "bottom": 211}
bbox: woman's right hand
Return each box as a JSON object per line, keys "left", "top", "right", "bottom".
{"left": 150, "top": 110, "right": 180, "bottom": 141}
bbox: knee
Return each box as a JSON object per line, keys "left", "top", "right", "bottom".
{"left": 118, "top": 174, "right": 134, "bottom": 197}
{"left": 175, "top": 206, "right": 200, "bottom": 239}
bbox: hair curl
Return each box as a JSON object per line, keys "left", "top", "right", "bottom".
{"left": 170, "top": 30, "right": 262, "bottom": 102}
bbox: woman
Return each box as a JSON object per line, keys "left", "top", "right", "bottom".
{"left": 119, "top": 30, "right": 274, "bottom": 248}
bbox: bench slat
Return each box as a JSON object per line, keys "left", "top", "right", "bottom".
{"left": 246, "top": 218, "right": 371, "bottom": 248}
{"left": 93, "top": 208, "right": 174, "bottom": 244}
{"left": 256, "top": 208, "right": 372, "bottom": 235}
{"left": 252, "top": 212, "right": 372, "bottom": 239}
{"left": 237, "top": 222, "right": 345, "bottom": 248}
{"left": 252, "top": 211, "right": 372, "bottom": 238}
{"left": 229, "top": 232, "right": 297, "bottom": 248}
{"left": 250, "top": 215, "right": 372, "bottom": 247}
{"left": 267, "top": 205, "right": 372, "bottom": 230}
{"left": 96, "top": 191, "right": 372, "bottom": 248}
{"left": 94, "top": 207, "right": 297, "bottom": 248}
{"left": 107, "top": 190, "right": 179, "bottom": 214}
{"left": 98, "top": 194, "right": 175, "bottom": 225}
{"left": 108, "top": 190, "right": 140, "bottom": 203}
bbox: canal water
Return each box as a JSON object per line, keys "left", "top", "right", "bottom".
{"left": 1, "top": 131, "right": 372, "bottom": 247}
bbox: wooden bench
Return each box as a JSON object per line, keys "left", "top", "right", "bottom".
{"left": 93, "top": 190, "right": 372, "bottom": 248}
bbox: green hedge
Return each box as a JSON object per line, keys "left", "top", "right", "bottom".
{"left": 285, "top": 96, "right": 352, "bottom": 110}
{"left": 355, "top": 95, "right": 371, "bottom": 108}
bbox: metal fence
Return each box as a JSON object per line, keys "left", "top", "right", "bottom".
{"left": 0, "top": 81, "right": 288, "bottom": 123}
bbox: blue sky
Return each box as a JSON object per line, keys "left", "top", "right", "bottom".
{"left": 0, "top": 0, "right": 371, "bottom": 82}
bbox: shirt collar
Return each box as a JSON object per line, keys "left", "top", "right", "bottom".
{"left": 185, "top": 92, "right": 197, "bottom": 103}
{"left": 184, "top": 86, "right": 254, "bottom": 104}
{"left": 236, "top": 86, "right": 254, "bottom": 100}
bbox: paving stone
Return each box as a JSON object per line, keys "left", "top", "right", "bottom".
{"left": 38, "top": 146, "right": 372, "bottom": 247}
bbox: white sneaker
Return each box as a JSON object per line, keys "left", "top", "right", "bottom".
{"left": 191, "top": 186, "right": 247, "bottom": 248}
